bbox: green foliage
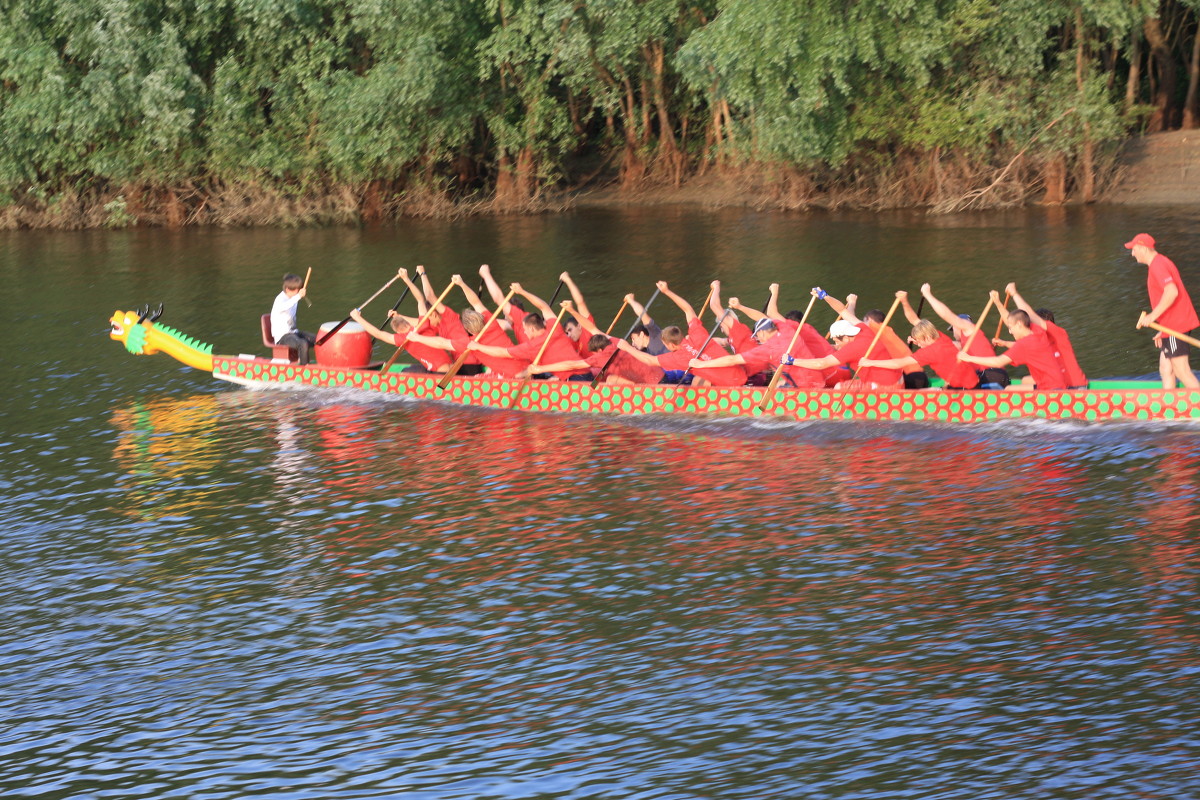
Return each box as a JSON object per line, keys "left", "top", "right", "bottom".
{"left": 0, "top": 0, "right": 1194, "bottom": 211}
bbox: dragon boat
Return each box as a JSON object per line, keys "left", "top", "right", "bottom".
{"left": 109, "top": 307, "right": 1200, "bottom": 423}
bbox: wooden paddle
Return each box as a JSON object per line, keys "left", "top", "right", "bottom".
{"left": 302, "top": 267, "right": 313, "bottom": 307}
{"left": 960, "top": 295, "right": 997, "bottom": 357}
{"left": 382, "top": 284, "right": 411, "bottom": 325}
{"left": 437, "top": 285, "right": 519, "bottom": 389}
{"left": 759, "top": 292, "right": 819, "bottom": 412}
{"left": 993, "top": 291, "right": 1010, "bottom": 340}
{"left": 845, "top": 295, "right": 904, "bottom": 383}
{"left": 694, "top": 285, "right": 717, "bottom": 323}
{"left": 591, "top": 288, "right": 661, "bottom": 388}
{"left": 604, "top": 298, "right": 629, "bottom": 335}
{"left": 316, "top": 270, "right": 404, "bottom": 346}
{"left": 510, "top": 304, "right": 571, "bottom": 407}
{"left": 381, "top": 280, "right": 457, "bottom": 373}
{"left": 677, "top": 309, "right": 731, "bottom": 390}
{"left": 1138, "top": 312, "right": 1200, "bottom": 348}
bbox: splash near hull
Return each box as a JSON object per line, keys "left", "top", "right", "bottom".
{"left": 209, "top": 355, "right": 1200, "bottom": 423}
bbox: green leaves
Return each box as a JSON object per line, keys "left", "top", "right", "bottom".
{"left": 0, "top": 0, "right": 1194, "bottom": 212}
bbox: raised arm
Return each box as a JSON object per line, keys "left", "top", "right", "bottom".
{"left": 657, "top": 280, "right": 697, "bottom": 323}
{"left": 349, "top": 308, "right": 396, "bottom": 345}
{"left": 765, "top": 283, "right": 783, "bottom": 320}
{"left": 708, "top": 280, "right": 726, "bottom": 318}
{"left": 397, "top": 269, "right": 429, "bottom": 317}
{"left": 898, "top": 291, "right": 921, "bottom": 326}
{"left": 451, "top": 274, "right": 488, "bottom": 314}
{"left": 626, "top": 293, "right": 654, "bottom": 326}
{"left": 920, "top": 283, "right": 973, "bottom": 337}
{"left": 416, "top": 265, "right": 437, "bottom": 306}
{"left": 727, "top": 297, "right": 766, "bottom": 322}
{"left": 559, "top": 272, "right": 591, "bottom": 319}
{"left": 513, "top": 284, "right": 553, "bottom": 320}
{"left": 563, "top": 301, "right": 601, "bottom": 336}
{"left": 1004, "top": 282, "right": 1046, "bottom": 329}
{"left": 478, "top": 264, "right": 510, "bottom": 309}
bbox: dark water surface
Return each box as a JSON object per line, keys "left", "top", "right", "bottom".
{"left": 2, "top": 206, "right": 1199, "bottom": 798}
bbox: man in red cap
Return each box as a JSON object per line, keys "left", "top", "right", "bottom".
{"left": 1127, "top": 233, "right": 1200, "bottom": 389}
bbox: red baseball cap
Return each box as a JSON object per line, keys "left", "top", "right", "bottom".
{"left": 1124, "top": 233, "right": 1155, "bottom": 249}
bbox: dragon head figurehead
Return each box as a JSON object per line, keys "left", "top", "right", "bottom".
{"left": 110, "top": 304, "right": 164, "bottom": 355}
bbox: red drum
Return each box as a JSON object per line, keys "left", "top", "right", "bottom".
{"left": 315, "top": 321, "right": 373, "bottom": 368}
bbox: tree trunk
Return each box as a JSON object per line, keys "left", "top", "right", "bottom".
{"left": 1183, "top": 23, "right": 1200, "bottom": 129}
{"left": 1144, "top": 16, "right": 1177, "bottom": 132}
{"left": 1041, "top": 155, "right": 1067, "bottom": 205}
{"left": 645, "top": 40, "right": 684, "bottom": 185}
{"left": 1125, "top": 32, "right": 1142, "bottom": 112}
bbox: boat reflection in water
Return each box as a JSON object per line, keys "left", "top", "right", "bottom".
{"left": 100, "top": 390, "right": 1200, "bottom": 797}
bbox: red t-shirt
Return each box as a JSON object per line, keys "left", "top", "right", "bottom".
{"left": 1004, "top": 327, "right": 1068, "bottom": 389}
{"left": 508, "top": 305, "right": 532, "bottom": 344}
{"left": 914, "top": 332, "right": 979, "bottom": 388}
{"left": 508, "top": 326, "right": 590, "bottom": 378}
{"left": 728, "top": 319, "right": 755, "bottom": 354}
{"left": 771, "top": 321, "right": 824, "bottom": 388}
{"left": 586, "top": 339, "right": 664, "bottom": 384}
{"left": 449, "top": 311, "right": 525, "bottom": 378}
{"left": 394, "top": 318, "right": 451, "bottom": 372}
{"left": 684, "top": 318, "right": 747, "bottom": 386}
{"left": 833, "top": 324, "right": 903, "bottom": 386}
{"left": 1042, "top": 320, "right": 1086, "bottom": 387}
{"left": 1147, "top": 253, "right": 1199, "bottom": 333}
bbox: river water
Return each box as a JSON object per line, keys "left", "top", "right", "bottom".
{"left": 2, "top": 205, "right": 1199, "bottom": 798}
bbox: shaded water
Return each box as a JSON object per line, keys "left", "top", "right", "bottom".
{"left": 2, "top": 206, "right": 1199, "bottom": 798}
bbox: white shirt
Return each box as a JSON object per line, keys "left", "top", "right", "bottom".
{"left": 271, "top": 290, "right": 301, "bottom": 341}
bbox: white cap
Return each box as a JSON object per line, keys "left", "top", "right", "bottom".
{"left": 828, "top": 320, "right": 860, "bottom": 338}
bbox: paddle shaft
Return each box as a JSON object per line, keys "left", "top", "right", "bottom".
{"left": 302, "top": 267, "right": 312, "bottom": 307}
{"left": 604, "top": 299, "right": 629, "bottom": 335}
{"left": 384, "top": 285, "right": 411, "bottom": 323}
{"left": 382, "top": 281, "right": 456, "bottom": 372}
{"left": 591, "top": 288, "right": 661, "bottom": 388}
{"left": 1139, "top": 313, "right": 1200, "bottom": 348}
{"left": 960, "top": 295, "right": 997, "bottom": 357}
{"left": 316, "top": 272, "right": 403, "bottom": 346}
{"left": 437, "top": 286, "right": 519, "bottom": 388}
{"left": 759, "top": 292, "right": 819, "bottom": 411}
{"left": 993, "top": 291, "right": 1010, "bottom": 340}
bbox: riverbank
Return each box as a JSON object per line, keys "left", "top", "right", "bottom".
{"left": 0, "top": 133, "right": 1193, "bottom": 230}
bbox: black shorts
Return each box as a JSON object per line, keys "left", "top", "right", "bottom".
{"left": 1159, "top": 335, "right": 1192, "bottom": 359}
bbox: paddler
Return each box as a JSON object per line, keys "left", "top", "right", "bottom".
{"left": 783, "top": 315, "right": 903, "bottom": 390}
{"left": 1126, "top": 233, "right": 1200, "bottom": 389}
{"left": 903, "top": 283, "right": 1008, "bottom": 387}
{"left": 534, "top": 303, "right": 666, "bottom": 385}
{"left": 685, "top": 317, "right": 825, "bottom": 388}
{"left": 650, "top": 281, "right": 747, "bottom": 386}
{"left": 557, "top": 272, "right": 597, "bottom": 357}
{"left": 350, "top": 271, "right": 452, "bottom": 373}
{"left": 1001, "top": 283, "right": 1087, "bottom": 389}
{"left": 816, "top": 288, "right": 926, "bottom": 387}
{"left": 858, "top": 317, "right": 981, "bottom": 390}
{"left": 466, "top": 290, "right": 591, "bottom": 380}
{"left": 389, "top": 274, "right": 528, "bottom": 378}
{"left": 956, "top": 291, "right": 1068, "bottom": 390}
